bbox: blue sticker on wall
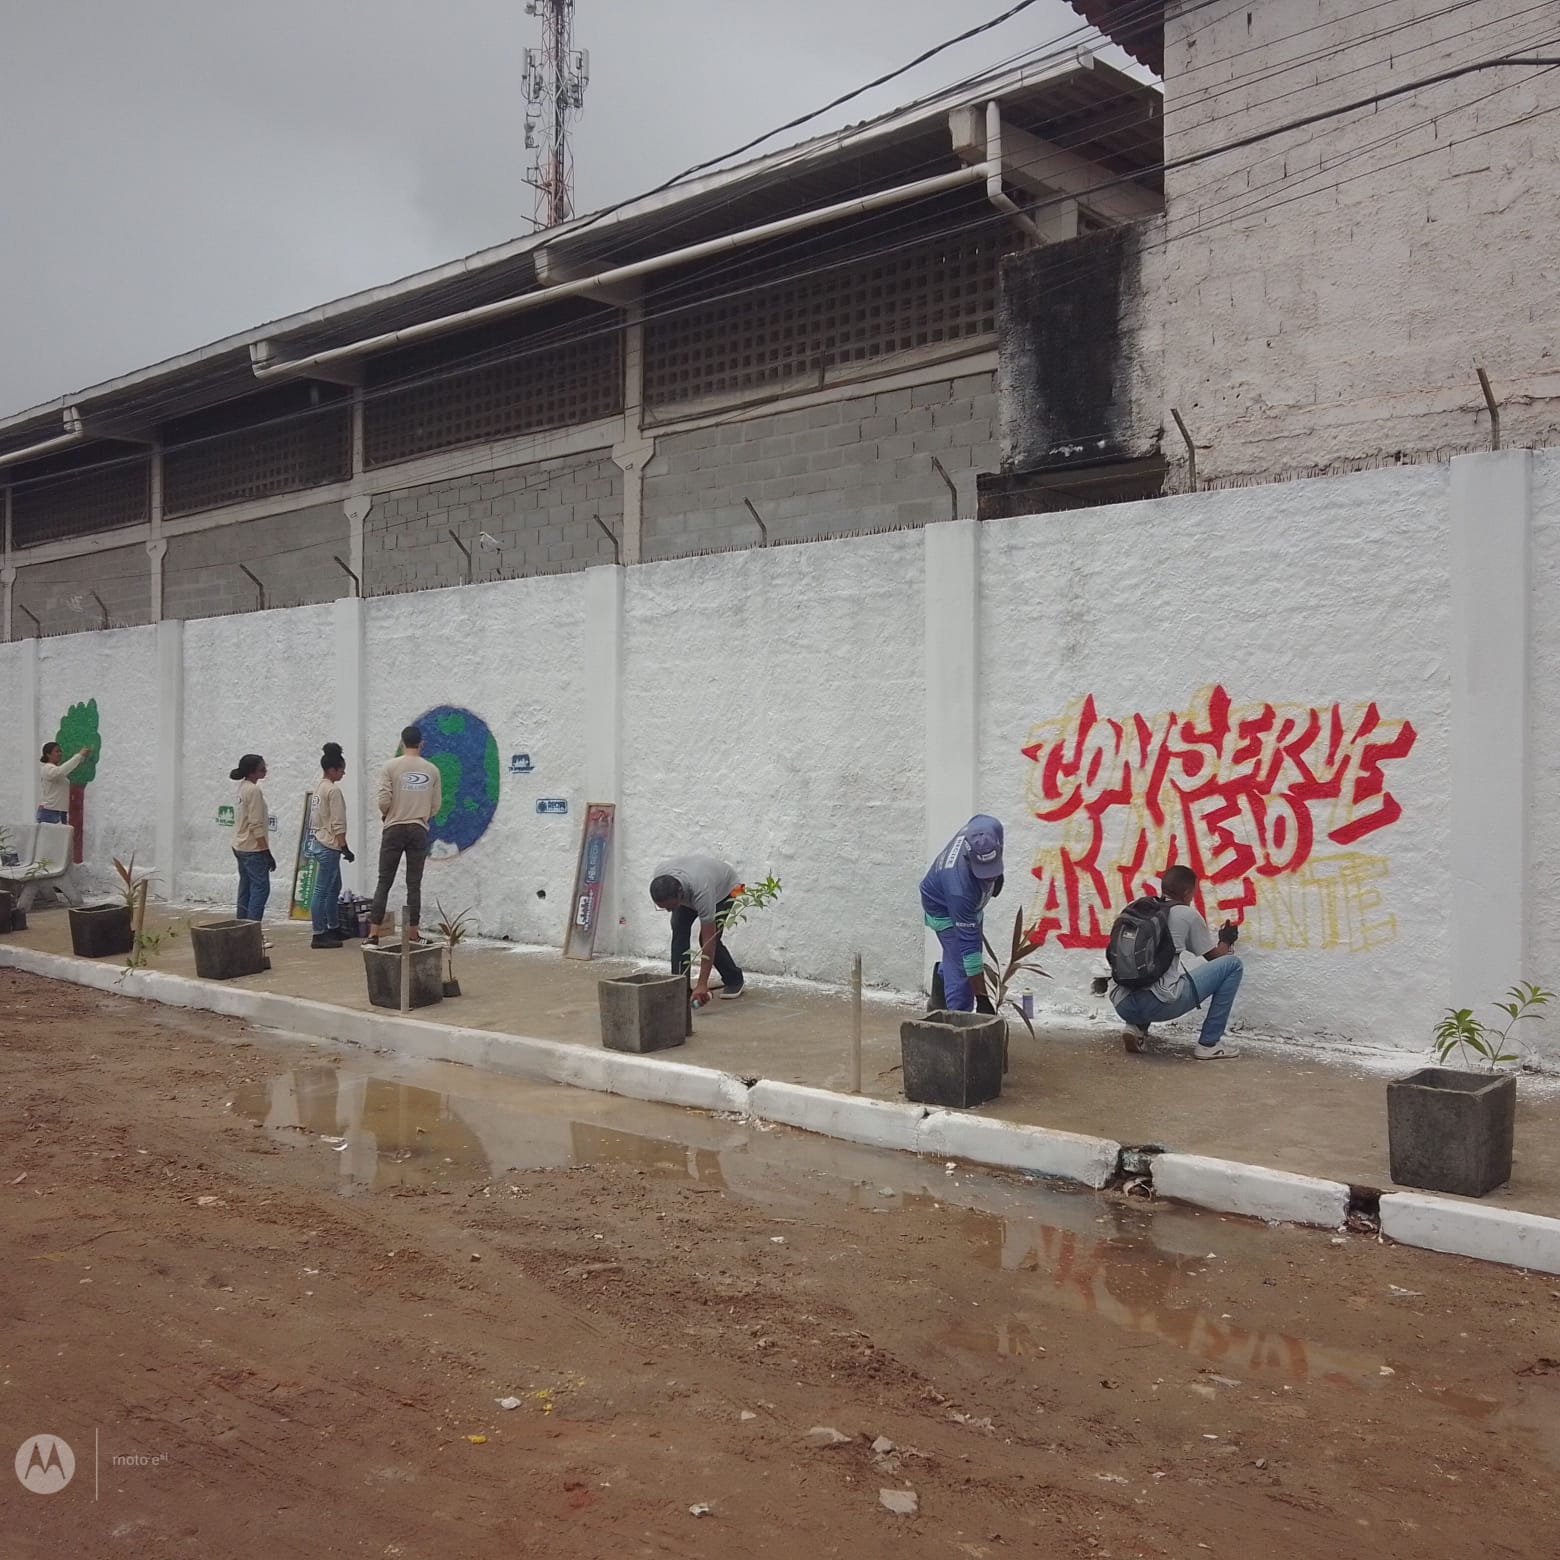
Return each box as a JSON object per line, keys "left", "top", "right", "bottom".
{"left": 536, "top": 798, "right": 569, "bottom": 816}
{"left": 509, "top": 753, "right": 533, "bottom": 774}
{"left": 408, "top": 705, "right": 500, "bottom": 858}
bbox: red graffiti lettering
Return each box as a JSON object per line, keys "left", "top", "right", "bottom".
{"left": 1023, "top": 687, "right": 1417, "bottom": 947}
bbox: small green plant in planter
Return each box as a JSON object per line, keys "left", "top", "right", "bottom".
{"left": 431, "top": 900, "right": 478, "bottom": 996}
{"left": 1432, "top": 983, "right": 1554, "bottom": 1070}
{"left": 122, "top": 922, "right": 183, "bottom": 975}
{"left": 682, "top": 875, "right": 782, "bottom": 1006}
{"left": 979, "top": 909, "right": 1052, "bottom": 1039}
{"left": 1389, "top": 980, "right": 1552, "bottom": 1198}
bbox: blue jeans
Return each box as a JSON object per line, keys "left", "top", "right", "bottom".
{"left": 306, "top": 839, "right": 343, "bottom": 935}
{"left": 1114, "top": 955, "right": 1244, "bottom": 1048}
{"left": 36, "top": 808, "right": 67, "bottom": 824}
{"left": 235, "top": 850, "right": 271, "bottom": 923}
{"left": 931, "top": 925, "right": 979, "bottom": 1011}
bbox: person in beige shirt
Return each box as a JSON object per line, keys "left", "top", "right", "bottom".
{"left": 306, "top": 742, "right": 356, "bottom": 949}
{"left": 229, "top": 753, "right": 274, "bottom": 932}
{"left": 37, "top": 741, "right": 91, "bottom": 823}
{"left": 368, "top": 724, "right": 443, "bottom": 944}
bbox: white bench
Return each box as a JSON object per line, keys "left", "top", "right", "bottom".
{"left": 0, "top": 822, "right": 83, "bottom": 912}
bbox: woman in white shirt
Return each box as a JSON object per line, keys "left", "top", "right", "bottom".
{"left": 229, "top": 754, "right": 274, "bottom": 928}
{"left": 306, "top": 742, "right": 355, "bottom": 949}
{"left": 38, "top": 742, "right": 91, "bottom": 824}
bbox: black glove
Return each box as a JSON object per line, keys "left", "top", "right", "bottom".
{"left": 342, "top": 846, "right": 355, "bottom": 863}
{"left": 990, "top": 873, "right": 1004, "bottom": 899}
{"left": 264, "top": 851, "right": 277, "bottom": 873}
{"left": 975, "top": 995, "right": 997, "bottom": 1016}
{"left": 1218, "top": 922, "right": 1239, "bottom": 945}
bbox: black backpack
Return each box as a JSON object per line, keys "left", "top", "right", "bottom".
{"left": 1105, "top": 896, "right": 1178, "bottom": 989}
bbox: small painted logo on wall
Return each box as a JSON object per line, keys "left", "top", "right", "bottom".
{"left": 509, "top": 753, "right": 534, "bottom": 774}
{"left": 216, "top": 804, "right": 235, "bottom": 827}
{"left": 408, "top": 706, "right": 500, "bottom": 860}
{"left": 536, "top": 798, "right": 569, "bottom": 816}
{"left": 15, "top": 1434, "right": 75, "bottom": 1494}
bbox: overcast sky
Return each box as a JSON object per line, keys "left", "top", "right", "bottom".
{"left": 0, "top": 0, "right": 1105, "bottom": 419}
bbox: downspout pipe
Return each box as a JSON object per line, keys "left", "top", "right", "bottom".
{"left": 984, "top": 101, "right": 1046, "bottom": 243}
{"left": 0, "top": 407, "right": 89, "bottom": 472}
{"left": 251, "top": 162, "right": 993, "bottom": 382}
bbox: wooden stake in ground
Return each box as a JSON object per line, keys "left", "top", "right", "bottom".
{"left": 849, "top": 954, "right": 863, "bottom": 1094}
{"left": 399, "top": 905, "right": 412, "bottom": 1013}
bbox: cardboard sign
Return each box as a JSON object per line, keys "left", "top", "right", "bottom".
{"left": 562, "top": 802, "right": 615, "bottom": 961}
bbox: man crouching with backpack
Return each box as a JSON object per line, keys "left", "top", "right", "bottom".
{"left": 1106, "top": 864, "right": 1243, "bottom": 1059}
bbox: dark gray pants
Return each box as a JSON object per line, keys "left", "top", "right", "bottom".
{"left": 371, "top": 823, "right": 428, "bottom": 927}
{"left": 669, "top": 898, "right": 742, "bottom": 988}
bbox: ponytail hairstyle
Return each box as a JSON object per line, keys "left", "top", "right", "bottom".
{"left": 229, "top": 753, "right": 265, "bottom": 782}
{"left": 321, "top": 741, "right": 346, "bottom": 775}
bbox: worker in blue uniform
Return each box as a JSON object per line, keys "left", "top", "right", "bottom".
{"left": 919, "top": 814, "right": 1005, "bottom": 1013}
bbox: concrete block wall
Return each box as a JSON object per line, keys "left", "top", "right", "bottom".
{"left": 1154, "top": 0, "right": 1560, "bottom": 484}
{"left": 12, "top": 449, "right": 1560, "bottom": 1059}
{"left": 364, "top": 452, "right": 623, "bottom": 592}
{"left": 642, "top": 374, "right": 998, "bottom": 558}
{"left": 164, "top": 501, "right": 348, "bottom": 621}
{"left": 15, "top": 544, "right": 152, "bottom": 633}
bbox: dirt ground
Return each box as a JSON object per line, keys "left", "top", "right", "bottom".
{"left": 3, "top": 970, "right": 1558, "bottom": 1559}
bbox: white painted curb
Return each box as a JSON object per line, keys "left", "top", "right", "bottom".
{"left": 1152, "top": 1153, "right": 1349, "bottom": 1229}
{"left": 0, "top": 946, "right": 748, "bottom": 1116}
{"left": 917, "top": 1111, "right": 1121, "bottom": 1190}
{"left": 1379, "top": 1192, "right": 1560, "bottom": 1275}
{"left": 746, "top": 1080, "right": 925, "bottom": 1152}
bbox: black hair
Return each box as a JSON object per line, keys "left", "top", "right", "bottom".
{"left": 321, "top": 742, "right": 345, "bottom": 773}
{"left": 1161, "top": 864, "right": 1199, "bottom": 900}
{"left": 649, "top": 874, "right": 682, "bottom": 907}
{"left": 401, "top": 725, "right": 423, "bottom": 748}
{"left": 229, "top": 753, "right": 265, "bottom": 781}
{"left": 40, "top": 742, "right": 61, "bottom": 762}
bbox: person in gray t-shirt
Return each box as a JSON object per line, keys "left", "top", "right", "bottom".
{"left": 1109, "top": 864, "right": 1244, "bottom": 1059}
{"left": 650, "top": 852, "right": 744, "bottom": 1005}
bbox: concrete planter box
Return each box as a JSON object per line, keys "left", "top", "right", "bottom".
{"left": 900, "top": 1010, "right": 1006, "bottom": 1109}
{"left": 68, "top": 902, "right": 134, "bottom": 959}
{"left": 599, "top": 971, "right": 687, "bottom": 1054}
{"left": 362, "top": 940, "right": 445, "bottom": 1011}
{"left": 190, "top": 918, "right": 267, "bottom": 981}
{"left": 1388, "top": 1067, "right": 1516, "bottom": 1197}
{"left": 0, "top": 890, "right": 11, "bottom": 934}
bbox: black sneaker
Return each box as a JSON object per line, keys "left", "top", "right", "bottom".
{"left": 717, "top": 981, "right": 745, "bottom": 1000}
{"left": 311, "top": 934, "right": 344, "bottom": 949}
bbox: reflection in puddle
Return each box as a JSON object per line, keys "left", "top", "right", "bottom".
{"left": 230, "top": 1064, "right": 1544, "bottom": 1451}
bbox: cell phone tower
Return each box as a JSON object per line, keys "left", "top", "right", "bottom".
{"left": 523, "top": 0, "right": 589, "bottom": 228}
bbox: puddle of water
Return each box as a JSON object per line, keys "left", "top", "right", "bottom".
{"left": 229, "top": 1060, "right": 1542, "bottom": 1448}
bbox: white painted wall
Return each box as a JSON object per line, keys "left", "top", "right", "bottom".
{"left": 179, "top": 605, "right": 336, "bottom": 908}
{"left": 362, "top": 574, "right": 588, "bottom": 944}
{"left": 12, "top": 450, "right": 1560, "bottom": 1060}
{"left": 619, "top": 531, "right": 927, "bottom": 990}
{"left": 980, "top": 465, "right": 1452, "bottom": 1044}
{"left": 30, "top": 627, "right": 159, "bottom": 883}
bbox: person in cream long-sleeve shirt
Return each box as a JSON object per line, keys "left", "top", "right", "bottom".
{"left": 37, "top": 742, "right": 91, "bottom": 823}
{"left": 368, "top": 724, "right": 443, "bottom": 944}
{"left": 229, "top": 753, "right": 274, "bottom": 929}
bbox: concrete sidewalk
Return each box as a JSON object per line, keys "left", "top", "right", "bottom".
{"left": 10, "top": 902, "right": 1560, "bottom": 1220}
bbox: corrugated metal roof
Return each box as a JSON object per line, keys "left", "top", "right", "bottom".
{"left": 1068, "top": 1, "right": 1165, "bottom": 76}
{"left": 0, "top": 54, "right": 1163, "bottom": 458}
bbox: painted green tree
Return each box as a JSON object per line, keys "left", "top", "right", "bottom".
{"left": 54, "top": 700, "right": 101, "bottom": 785}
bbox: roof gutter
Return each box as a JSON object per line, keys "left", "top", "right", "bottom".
{"left": 0, "top": 408, "right": 88, "bottom": 472}
{"left": 251, "top": 161, "right": 991, "bottom": 382}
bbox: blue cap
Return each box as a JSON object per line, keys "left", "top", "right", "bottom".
{"left": 964, "top": 817, "right": 1004, "bottom": 880}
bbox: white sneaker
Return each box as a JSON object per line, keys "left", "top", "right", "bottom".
{"left": 1121, "top": 1024, "right": 1149, "bottom": 1054}
{"left": 1195, "top": 1041, "right": 1239, "bottom": 1060}
{"left": 261, "top": 939, "right": 274, "bottom": 951}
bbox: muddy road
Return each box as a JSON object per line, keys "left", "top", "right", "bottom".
{"left": 2, "top": 969, "right": 1557, "bottom": 1558}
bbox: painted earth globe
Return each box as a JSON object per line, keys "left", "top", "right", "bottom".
{"left": 410, "top": 705, "right": 500, "bottom": 858}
